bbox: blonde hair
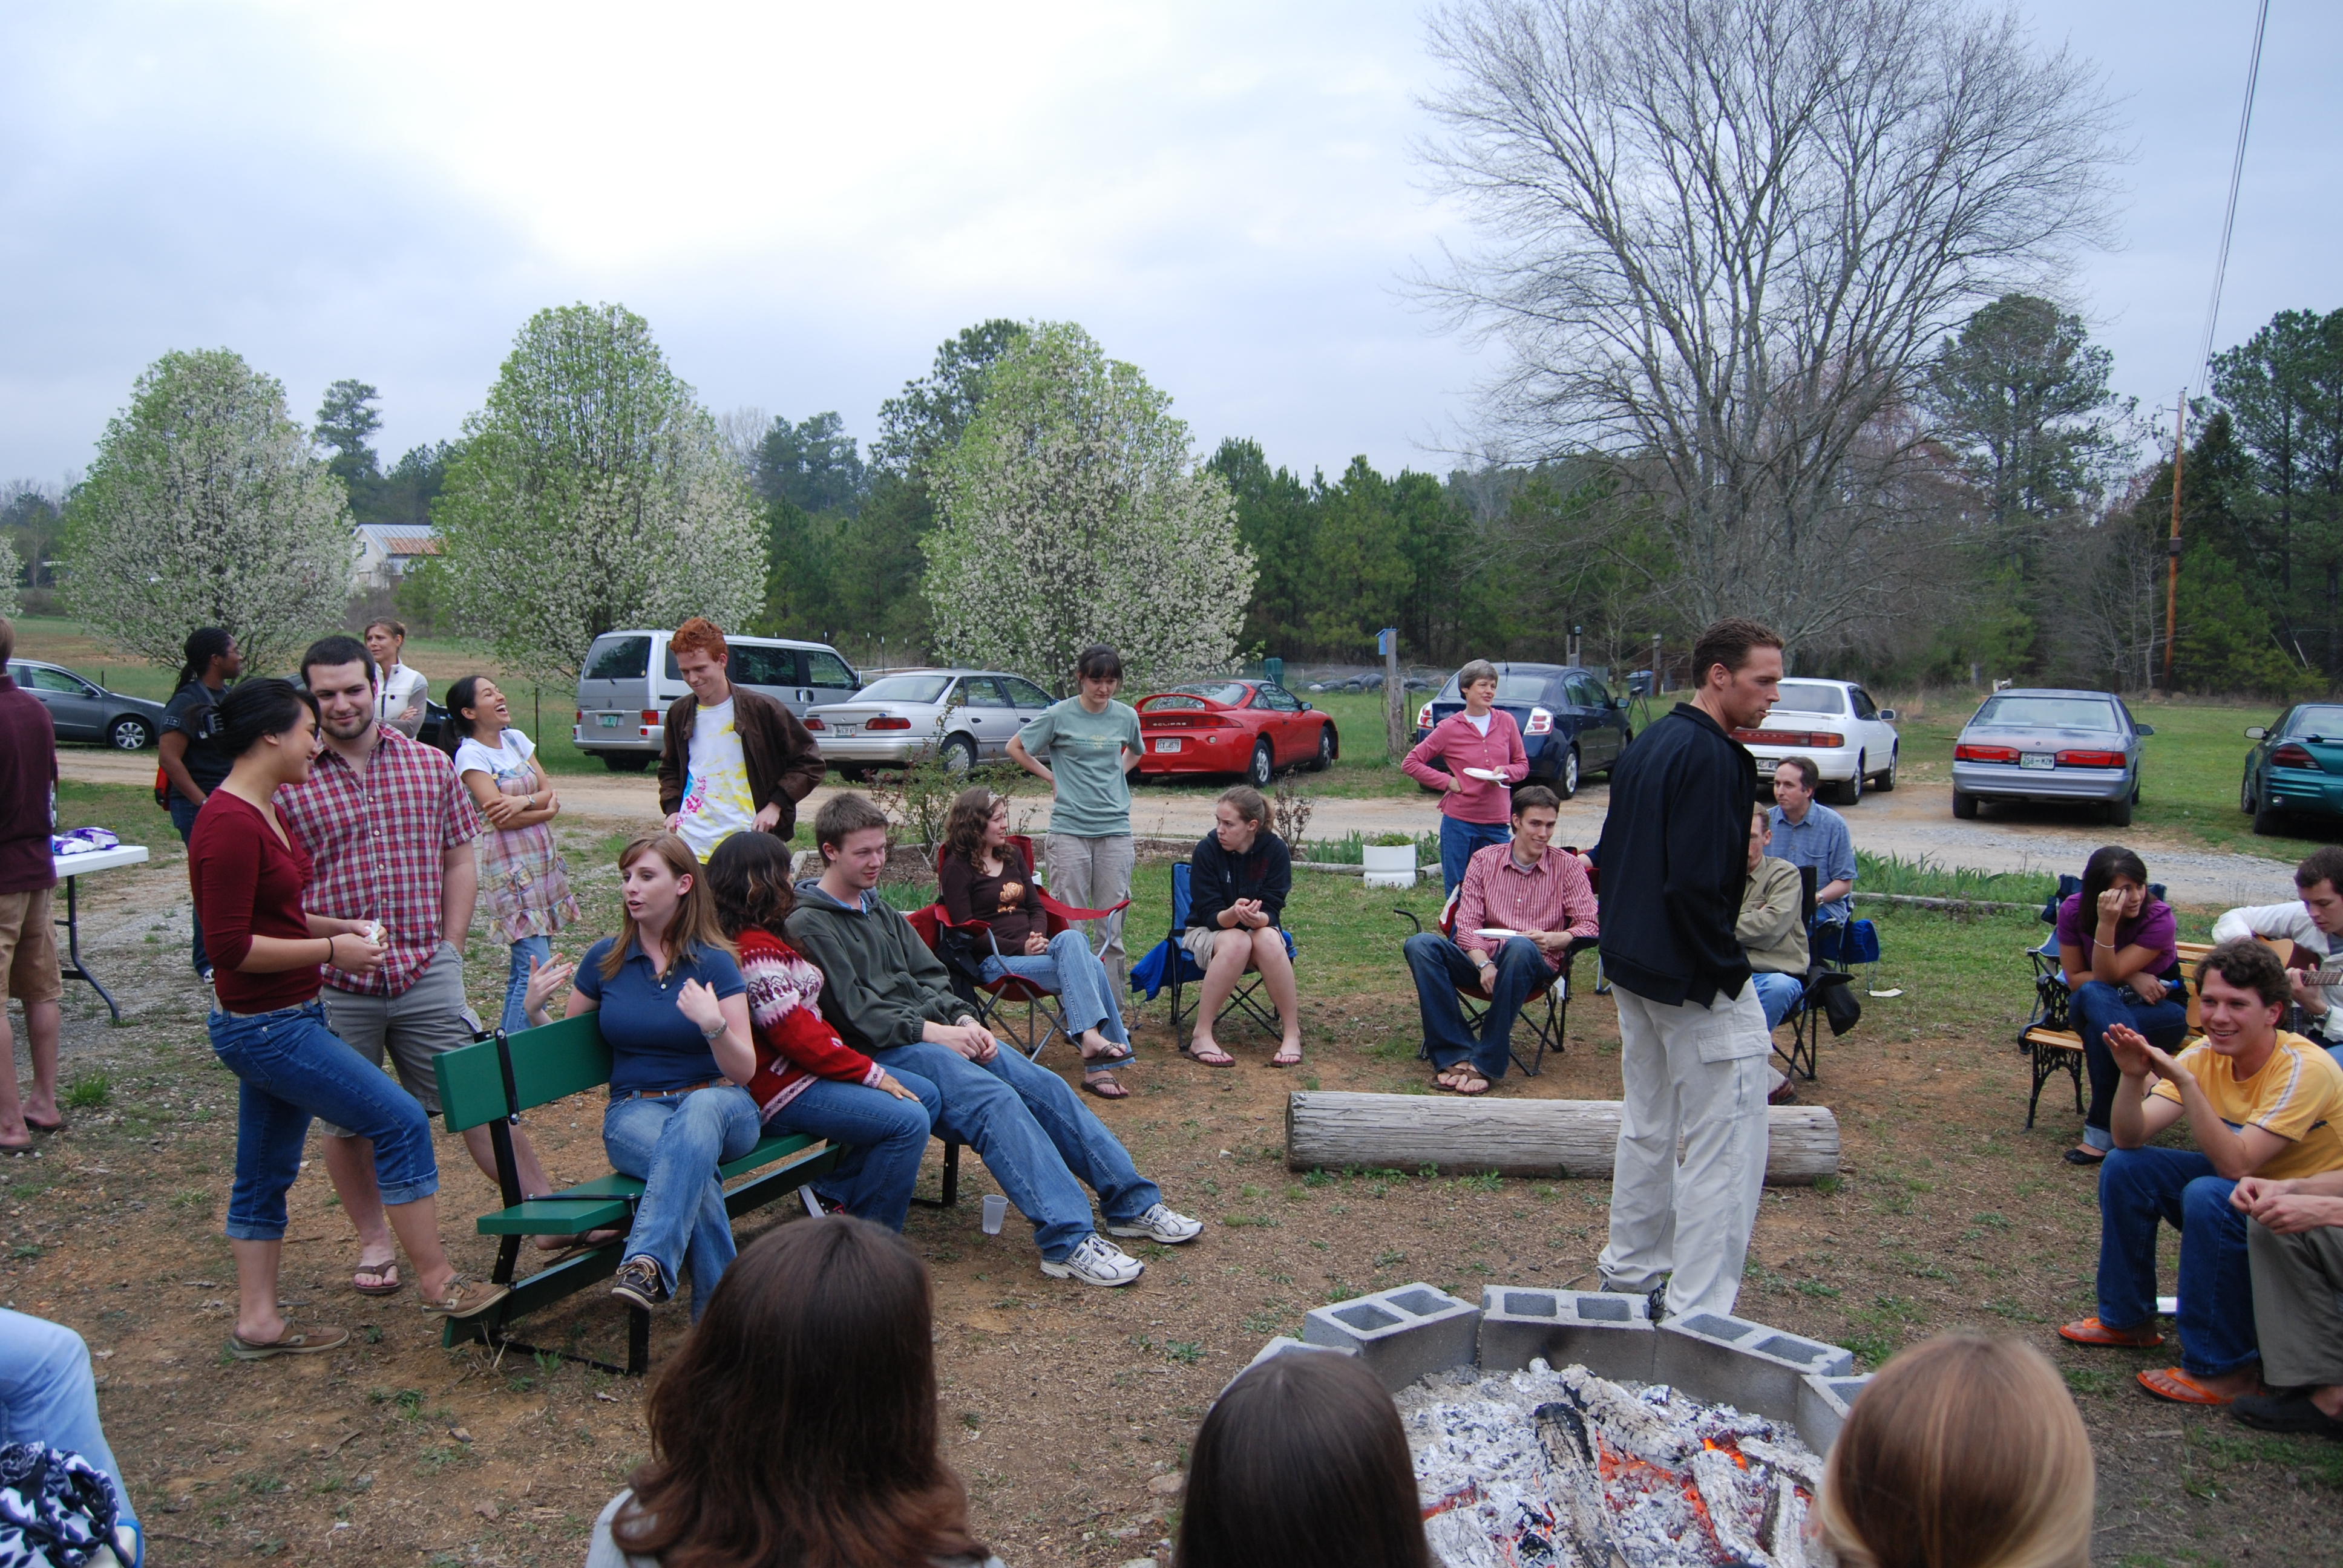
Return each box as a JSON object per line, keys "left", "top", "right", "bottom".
{"left": 1819, "top": 1335, "right": 2092, "bottom": 1568}
{"left": 601, "top": 832, "right": 735, "bottom": 982}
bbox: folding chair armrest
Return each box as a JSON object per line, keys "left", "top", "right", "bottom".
{"left": 1037, "top": 889, "right": 1130, "bottom": 924}
{"left": 1392, "top": 909, "right": 1425, "bottom": 935}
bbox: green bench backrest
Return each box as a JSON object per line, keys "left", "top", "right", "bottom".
{"left": 435, "top": 1014, "right": 614, "bottom": 1133}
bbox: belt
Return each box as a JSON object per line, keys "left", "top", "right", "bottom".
{"left": 622, "top": 1077, "right": 730, "bottom": 1100}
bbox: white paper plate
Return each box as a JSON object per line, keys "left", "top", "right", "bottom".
{"left": 1475, "top": 929, "right": 1519, "bottom": 938}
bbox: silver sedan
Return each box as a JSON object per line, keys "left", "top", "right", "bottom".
{"left": 1950, "top": 687, "right": 2151, "bottom": 826}
{"left": 807, "top": 668, "right": 1056, "bottom": 776}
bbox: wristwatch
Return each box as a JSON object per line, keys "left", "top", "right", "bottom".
{"left": 699, "top": 1018, "right": 726, "bottom": 1042}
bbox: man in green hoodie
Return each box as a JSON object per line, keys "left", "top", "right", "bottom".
{"left": 787, "top": 792, "right": 1200, "bottom": 1287}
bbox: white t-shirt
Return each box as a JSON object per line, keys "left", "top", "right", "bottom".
{"left": 1466, "top": 711, "right": 1492, "bottom": 736}
{"left": 454, "top": 728, "right": 536, "bottom": 789}
{"left": 672, "top": 699, "right": 756, "bottom": 860}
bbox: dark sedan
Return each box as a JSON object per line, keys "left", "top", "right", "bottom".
{"left": 5, "top": 658, "right": 167, "bottom": 749}
{"left": 1410, "top": 662, "right": 1630, "bottom": 799}
{"left": 2241, "top": 702, "right": 2343, "bottom": 835}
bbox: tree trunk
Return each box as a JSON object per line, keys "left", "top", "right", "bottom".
{"left": 1284, "top": 1091, "right": 1840, "bottom": 1185}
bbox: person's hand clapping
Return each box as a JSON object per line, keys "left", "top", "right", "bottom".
{"left": 521, "top": 953, "right": 574, "bottom": 1022}
{"left": 2103, "top": 1021, "right": 2155, "bottom": 1077}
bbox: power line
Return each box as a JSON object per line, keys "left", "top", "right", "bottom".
{"left": 2194, "top": 0, "right": 2273, "bottom": 397}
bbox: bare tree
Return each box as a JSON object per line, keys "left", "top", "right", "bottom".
{"left": 1418, "top": 0, "right": 2120, "bottom": 656}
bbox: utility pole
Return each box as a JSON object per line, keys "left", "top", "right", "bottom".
{"left": 1380, "top": 628, "right": 1403, "bottom": 760}
{"left": 2163, "top": 391, "right": 2184, "bottom": 696}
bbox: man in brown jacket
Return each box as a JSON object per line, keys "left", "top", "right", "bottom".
{"left": 657, "top": 618, "right": 824, "bottom": 857}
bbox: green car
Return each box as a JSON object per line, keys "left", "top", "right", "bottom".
{"left": 2241, "top": 702, "right": 2343, "bottom": 835}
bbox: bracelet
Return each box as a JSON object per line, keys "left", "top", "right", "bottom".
{"left": 700, "top": 1018, "right": 726, "bottom": 1042}
{"left": 324, "top": 934, "right": 338, "bottom": 966}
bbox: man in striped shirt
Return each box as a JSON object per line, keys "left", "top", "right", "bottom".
{"left": 1403, "top": 785, "right": 1598, "bottom": 1096}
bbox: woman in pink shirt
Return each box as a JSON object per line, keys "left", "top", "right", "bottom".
{"left": 1401, "top": 660, "right": 1529, "bottom": 893}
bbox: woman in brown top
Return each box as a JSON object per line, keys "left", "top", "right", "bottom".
{"left": 939, "top": 788, "right": 1133, "bottom": 1099}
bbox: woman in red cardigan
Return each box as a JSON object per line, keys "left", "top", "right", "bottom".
{"left": 1401, "top": 659, "right": 1529, "bottom": 894}
{"left": 703, "top": 832, "right": 940, "bottom": 1229}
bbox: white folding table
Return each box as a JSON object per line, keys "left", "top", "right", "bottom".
{"left": 51, "top": 843, "right": 150, "bottom": 1022}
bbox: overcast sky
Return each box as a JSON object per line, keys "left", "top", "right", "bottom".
{"left": 2, "top": 0, "right": 2333, "bottom": 490}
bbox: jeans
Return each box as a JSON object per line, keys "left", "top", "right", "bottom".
{"left": 981, "top": 930, "right": 1130, "bottom": 1047}
{"left": 167, "top": 795, "right": 206, "bottom": 975}
{"left": 866, "top": 1040, "right": 1161, "bottom": 1261}
{"left": 765, "top": 1073, "right": 939, "bottom": 1232}
{"left": 1405, "top": 932, "right": 1547, "bottom": 1081}
{"left": 0, "top": 1308, "right": 139, "bottom": 1543}
{"left": 2073, "top": 981, "right": 2188, "bottom": 1151}
{"left": 501, "top": 935, "right": 552, "bottom": 1038}
{"left": 1043, "top": 832, "right": 1136, "bottom": 994}
{"left": 208, "top": 1001, "right": 439, "bottom": 1240}
{"left": 1751, "top": 970, "right": 1804, "bottom": 1029}
{"left": 1438, "top": 817, "right": 1510, "bottom": 895}
{"left": 601, "top": 1084, "right": 762, "bottom": 1318}
{"left": 2097, "top": 1146, "right": 2258, "bottom": 1377}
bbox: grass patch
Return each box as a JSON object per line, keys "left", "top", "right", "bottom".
{"left": 64, "top": 1073, "right": 111, "bottom": 1110}
{"left": 1855, "top": 852, "right": 2054, "bottom": 906}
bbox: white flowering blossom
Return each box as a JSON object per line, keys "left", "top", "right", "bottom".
{"left": 923, "top": 322, "right": 1254, "bottom": 692}
{"left": 62, "top": 350, "right": 356, "bottom": 674}
{"left": 0, "top": 535, "right": 21, "bottom": 621}
{"left": 435, "top": 304, "right": 764, "bottom": 684}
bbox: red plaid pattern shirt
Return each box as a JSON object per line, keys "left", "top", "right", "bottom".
{"left": 1455, "top": 841, "right": 1599, "bottom": 973}
{"left": 275, "top": 727, "right": 482, "bottom": 998}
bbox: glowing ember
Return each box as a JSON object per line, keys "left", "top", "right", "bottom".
{"left": 1400, "top": 1361, "right": 1826, "bottom": 1568}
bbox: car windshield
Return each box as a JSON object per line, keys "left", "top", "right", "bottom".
{"left": 2284, "top": 705, "right": 2343, "bottom": 739}
{"left": 1435, "top": 673, "right": 1553, "bottom": 704}
{"left": 853, "top": 675, "right": 952, "bottom": 705}
{"left": 1170, "top": 683, "right": 1250, "bottom": 705}
{"left": 1971, "top": 696, "right": 2120, "bottom": 732}
{"left": 1771, "top": 682, "right": 1847, "bottom": 716}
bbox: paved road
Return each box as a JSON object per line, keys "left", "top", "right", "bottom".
{"left": 62, "top": 748, "right": 2298, "bottom": 907}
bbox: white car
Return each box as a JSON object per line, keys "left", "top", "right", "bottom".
{"left": 1731, "top": 678, "right": 1900, "bottom": 805}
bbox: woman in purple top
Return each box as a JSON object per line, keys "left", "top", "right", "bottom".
{"left": 2056, "top": 844, "right": 2185, "bottom": 1166}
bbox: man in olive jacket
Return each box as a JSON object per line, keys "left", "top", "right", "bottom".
{"left": 655, "top": 618, "right": 824, "bottom": 855}
{"left": 1594, "top": 617, "right": 1782, "bottom": 1320}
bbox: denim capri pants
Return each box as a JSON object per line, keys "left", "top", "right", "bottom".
{"left": 207, "top": 1000, "right": 441, "bottom": 1241}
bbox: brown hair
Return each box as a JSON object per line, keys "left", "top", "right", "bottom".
{"left": 615, "top": 1218, "right": 988, "bottom": 1568}
{"left": 1775, "top": 755, "right": 1820, "bottom": 792}
{"left": 705, "top": 831, "right": 797, "bottom": 938}
{"left": 2298, "top": 846, "right": 2343, "bottom": 896}
{"left": 1217, "top": 784, "right": 1268, "bottom": 828}
{"left": 364, "top": 618, "right": 407, "bottom": 641}
{"left": 601, "top": 832, "right": 733, "bottom": 982}
{"left": 1511, "top": 783, "right": 1561, "bottom": 816}
{"left": 1076, "top": 644, "right": 1122, "bottom": 682}
{"left": 1819, "top": 1334, "right": 2091, "bottom": 1568}
{"left": 941, "top": 786, "right": 1009, "bottom": 872}
{"left": 814, "top": 792, "right": 892, "bottom": 857}
{"left": 2195, "top": 936, "right": 2292, "bottom": 1010}
{"left": 670, "top": 616, "right": 730, "bottom": 663}
{"left": 1691, "top": 617, "right": 1783, "bottom": 687}
{"left": 1178, "top": 1351, "right": 1432, "bottom": 1568}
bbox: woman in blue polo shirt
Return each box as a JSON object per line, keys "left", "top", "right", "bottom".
{"left": 525, "top": 831, "right": 757, "bottom": 1320}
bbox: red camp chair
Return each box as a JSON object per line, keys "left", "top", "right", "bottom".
{"left": 907, "top": 835, "right": 1129, "bottom": 1060}
{"left": 1392, "top": 887, "right": 1584, "bottom": 1078}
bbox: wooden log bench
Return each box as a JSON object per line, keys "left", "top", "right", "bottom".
{"left": 429, "top": 1014, "right": 960, "bottom": 1374}
{"left": 2019, "top": 939, "right": 2214, "bottom": 1129}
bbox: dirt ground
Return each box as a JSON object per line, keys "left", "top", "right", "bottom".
{"left": 5, "top": 835, "right": 2338, "bottom": 1567}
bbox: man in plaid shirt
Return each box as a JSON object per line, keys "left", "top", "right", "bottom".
{"left": 281, "top": 637, "right": 573, "bottom": 1295}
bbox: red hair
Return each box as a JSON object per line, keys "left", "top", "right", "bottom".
{"left": 670, "top": 617, "right": 729, "bottom": 662}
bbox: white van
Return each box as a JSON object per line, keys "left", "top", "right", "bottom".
{"left": 573, "top": 630, "right": 860, "bottom": 771}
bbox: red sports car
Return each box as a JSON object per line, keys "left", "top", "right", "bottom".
{"left": 1134, "top": 681, "right": 1339, "bottom": 786}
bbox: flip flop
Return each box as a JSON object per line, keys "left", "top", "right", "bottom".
{"left": 23, "top": 1115, "right": 63, "bottom": 1133}
{"left": 1080, "top": 1042, "right": 1137, "bottom": 1068}
{"left": 2058, "top": 1316, "right": 2164, "bottom": 1349}
{"left": 1271, "top": 1044, "right": 1303, "bottom": 1068}
{"left": 1081, "top": 1071, "right": 1130, "bottom": 1100}
{"left": 536, "top": 1227, "right": 623, "bottom": 1256}
{"left": 229, "top": 1321, "right": 351, "bottom": 1360}
{"left": 420, "top": 1278, "right": 511, "bottom": 1319}
{"left": 1181, "top": 1043, "right": 1235, "bottom": 1068}
{"left": 352, "top": 1261, "right": 401, "bottom": 1296}
{"left": 2138, "top": 1367, "right": 2241, "bottom": 1405}
{"left": 1436, "top": 1070, "right": 1490, "bottom": 1096}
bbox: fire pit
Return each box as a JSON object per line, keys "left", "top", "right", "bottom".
{"left": 1241, "top": 1283, "right": 1869, "bottom": 1568}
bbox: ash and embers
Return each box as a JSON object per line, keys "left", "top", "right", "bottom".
{"left": 1401, "top": 1360, "right": 1829, "bottom": 1568}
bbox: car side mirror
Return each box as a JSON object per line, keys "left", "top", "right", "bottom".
{"left": 1300, "top": 701, "right": 1312, "bottom": 711}
{"left": 1877, "top": 708, "right": 1898, "bottom": 722}
{"left": 2135, "top": 724, "right": 2155, "bottom": 737}
{"left": 2246, "top": 726, "right": 2267, "bottom": 740}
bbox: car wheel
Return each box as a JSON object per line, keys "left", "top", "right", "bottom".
{"left": 940, "top": 734, "right": 977, "bottom": 774}
{"left": 2254, "top": 793, "right": 2287, "bottom": 835}
{"left": 1874, "top": 745, "right": 1897, "bottom": 791}
{"left": 1834, "top": 759, "right": 1863, "bottom": 806}
{"left": 1558, "top": 745, "right": 1580, "bottom": 800}
{"left": 1951, "top": 789, "right": 1978, "bottom": 820}
{"left": 2106, "top": 792, "right": 2133, "bottom": 828}
{"left": 2241, "top": 769, "right": 2256, "bottom": 815}
{"left": 835, "top": 765, "right": 871, "bottom": 783}
{"left": 1310, "top": 724, "right": 1334, "bottom": 771}
{"left": 1247, "top": 740, "right": 1273, "bottom": 789}
{"left": 108, "top": 716, "right": 152, "bottom": 750}
{"left": 601, "top": 753, "right": 654, "bottom": 773}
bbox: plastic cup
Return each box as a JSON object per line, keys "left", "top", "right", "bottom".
{"left": 981, "top": 1194, "right": 1007, "bottom": 1235}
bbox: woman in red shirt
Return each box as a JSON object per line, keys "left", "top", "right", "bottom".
{"left": 1401, "top": 659, "right": 1529, "bottom": 894}
{"left": 703, "top": 832, "right": 939, "bottom": 1229}
{"left": 188, "top": 679, "right": 501, "bottom": 1357}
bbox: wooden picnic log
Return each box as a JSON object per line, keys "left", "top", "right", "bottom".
{"left": 1283, "top": 1091, "right": 1840, "bottom": 1185}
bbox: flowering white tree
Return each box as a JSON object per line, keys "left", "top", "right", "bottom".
{"left": 435, "top": 304, "right": 764, "bottom": 682}
{"left": 923, "top": 322, "right": 1254, "bottom": 692}
{"left": 0, "top": 537, "right": 21, "bottom": 621}
{"left": 62, "top": 350, "right": 356, "bottom": 673}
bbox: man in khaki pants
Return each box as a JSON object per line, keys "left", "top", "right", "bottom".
{"left": 1594, "top": 619, "right": 1784, "bottom": 1319}
{"left": 0, "top": 616, "right": 64, "bottom": 1151}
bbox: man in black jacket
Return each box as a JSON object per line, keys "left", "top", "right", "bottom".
{"left": 1594, "top": 618, "right": 1783, "bottom": 1319}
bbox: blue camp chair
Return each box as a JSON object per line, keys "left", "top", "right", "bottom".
{"left": 1129, "top": 861, "right": 1297, "bottom": 1038}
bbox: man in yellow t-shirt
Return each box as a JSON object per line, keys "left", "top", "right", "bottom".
{"left": 2057, "top": 938, "right": 2343, "bottom": 1405}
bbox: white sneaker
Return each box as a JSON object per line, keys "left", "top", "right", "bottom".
{"left": 1040, "top": 1233, "right": 1145, "bottom": 1287}
{"left": 1108, "top": 1203, "right": 1204, "bottom": 1245}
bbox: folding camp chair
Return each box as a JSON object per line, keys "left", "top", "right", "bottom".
{"left": 908, "top": 835, "right": 1129, "bottom": 1059}
{"left": 1391, "top": 887, "right": 1584, "bottom": 1079}
{"left": 1774, "top": 864, "right": 1859, "bottom": 1083}
{"left": 1128, "top": 861, "right": 1296, "bottom": 1040}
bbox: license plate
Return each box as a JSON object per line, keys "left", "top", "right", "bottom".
{"left": 833, "top": 722, "right": 859, "bottom": 736}
{"left": 1154, "top": 737, "right": 1182, "bottom": 753}
{"left": 2019, "top": 752, "right": 2055, "bottom": 769}
{"left": 597, "top": 713, "right": 620, "bottom": 728}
